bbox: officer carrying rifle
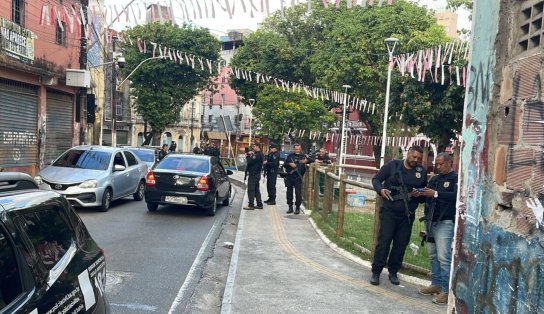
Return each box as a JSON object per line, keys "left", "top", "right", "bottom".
{"left": 415, "top": 152, "right": 458, "bottom": 305}
{"left": 282, "top": 143, "right": 314, "bottom": 214}
{"left": 370, "top": 145, "right": 427, "bottom": 287}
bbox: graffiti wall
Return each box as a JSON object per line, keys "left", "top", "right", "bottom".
{"left": 451, "top": 0, "right": 544, "bottom": 312}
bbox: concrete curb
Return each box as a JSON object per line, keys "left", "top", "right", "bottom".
{"left": 307, "top": 217, "right": 431, "bottom": 287}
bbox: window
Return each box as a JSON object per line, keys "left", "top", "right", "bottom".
{"left": 113, "top": 152, "right": 126, "bottom": 168}
{"left": 11, "top": 0, "right": 24, "bottom": 25}
{"left": 116, "top": 104, "right": 123, "bottom": 121}
{"left": 0, "top": 227, "right": 23, "bottom": 309}
{"left": 55, "top": 21, "right": 67, "bottom": 46}
{"left": 16, "top": 207, "right": 74, "bottom": 271}
{"left": 519, "top": 1, "right": 544, "bottom": 52}
{"left": 209, "top": 115, "right": 213, "bottom": 123}
{"left": 53, "top": 150, "right": 112, "bottom": 170}
{"left": 123, "top": 151, "right": 138, "bottom": 166}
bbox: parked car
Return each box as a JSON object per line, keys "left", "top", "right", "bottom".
{"left": 144, "top": 154, "right": 233, "bottom": 216}
{"left": 126, "top": 146, "right": 156, "bottom": 169}
{"left": 35, "top": 145, "right": 148, "bottom": 212}
{"left": 0, "top": 175, "right": 109, "bottom": 313}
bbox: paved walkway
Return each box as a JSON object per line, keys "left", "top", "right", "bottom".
{"left": 222, "top": 171, "right": 443, "bottom": 314}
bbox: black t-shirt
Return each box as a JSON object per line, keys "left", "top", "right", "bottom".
{"left": 246, "top": 151, "right": 263, "bottom": 174}
{"left": 283, "top": 153, "right": 307, "bottom": 177}
{"left": 372, "top": 159, "right": 427, "bottom": 213}
{"left": 266, "top": 151, "right": 280, "bottom": 172}
{"left": 426, "top": 171, "right": 458, "bottom": 221}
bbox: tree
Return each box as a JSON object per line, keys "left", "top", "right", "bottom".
{"left": 230, "top": 0, "right": 464, "bottom": 164}
{"left": 120, "top": 22, "right": 220, "bottom": 144}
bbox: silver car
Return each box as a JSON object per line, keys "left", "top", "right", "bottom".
{"left": 35, "top": 145, "right": 148, "bottom": 212}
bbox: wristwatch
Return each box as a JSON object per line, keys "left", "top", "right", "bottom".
{"left": 434, "top": 191, "right": 438, "bottom": 198}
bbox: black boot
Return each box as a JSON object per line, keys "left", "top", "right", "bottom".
{"left": 267, "top": 200, "right": 276, "bottom": 205}
{"left": 255, "top": 203, "right": 264, "bottom": 209}
{"left": 264, "top": 199, "right": 271, "bottom": 203}
{"left": 294, "top": 207, "right": 301, "bottom": 215}
{"left": 286, "top": 205, "right": 294, "bottom": 214}
{"left": 370, "top": 273, "right": 380, "bottom": 286}
{"left": 388, "top": 273, "right": 400, "bottom": 285}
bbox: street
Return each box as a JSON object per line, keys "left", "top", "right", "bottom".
{"left": 77, "top": 185, "right": 243, "bottom": 313}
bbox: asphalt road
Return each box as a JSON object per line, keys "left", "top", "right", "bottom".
{"left": 77, "top": 186, "right": 243, "bottom": 313}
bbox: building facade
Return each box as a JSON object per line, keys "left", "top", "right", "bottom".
{"left": 0, "top": 0, "right": 87, "bottom": 175}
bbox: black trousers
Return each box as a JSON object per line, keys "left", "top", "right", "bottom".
{"left": 371, "top": 207, "right": 414, "bottom": 274}
{"left": 285, "top": 174, "right": 302, "bottom": 207}
{"left": 247, "top": 174, "right": 262, "bottom": 206}
{"left": 266, "top": 170, "right": 278, "bottom": 201}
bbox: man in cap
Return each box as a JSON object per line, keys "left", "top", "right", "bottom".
{"left": 263, "top": 143, "right": 281, "bottom": 205}
{"left": 244, "top": 142, "right": 264, "bottom": 210}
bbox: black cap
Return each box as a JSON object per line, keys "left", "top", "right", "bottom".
{"left": 269, "top": 143, "right": 279, "bottom": 149}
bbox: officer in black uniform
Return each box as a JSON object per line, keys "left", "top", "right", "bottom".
{"left": 283, "top": 143, "right": 309, "bottom": 214}
{"left": 244, "top": 143, "right": 264, "bottom": 210}
{"left": 157, "top": 144, "right": 169, "bottom": 162}
{"left": 264, "top": 143, "right": 281, "bottom": 205}
{"left": 370, "top": 145, "right": 427, "bottom": 286}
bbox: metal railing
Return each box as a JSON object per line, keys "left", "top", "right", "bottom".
{"left": 303, "top": 163, "right": 431, "bottom": 276}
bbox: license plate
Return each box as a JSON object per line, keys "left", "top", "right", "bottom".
{"left": 165, "top": 196, "right": 188, "bottom": 204}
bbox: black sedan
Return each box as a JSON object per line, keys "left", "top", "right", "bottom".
{"left": 144, "top": 154, "right": 232, "bottom": 216}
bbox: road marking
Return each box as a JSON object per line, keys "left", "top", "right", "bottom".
{"left": 168, "top": 217, "right": 220, "bottom": 313}
{"left": 220, "top": 191, "right": 247, "bottom": 314}
{"left": 111, "top": 303, "right": 157, "bottom": 311}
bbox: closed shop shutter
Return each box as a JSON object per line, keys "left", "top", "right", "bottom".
{"left": 117, "top": 130, "right": 128, "bottom": 145}
{"left": 0, "top": 79, "right": 38, "bottom": 168}
{"left": 45, "top": 92, "right": 73, "bottom": 162}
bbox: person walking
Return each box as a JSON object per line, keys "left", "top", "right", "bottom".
{"left": 416, "top": 153, "right": 458, "bottom": 305}
{"left": 169, "top": 141, "right": 177, "bottom": 153}
{"left": 283, "top": 143, "right": 309, "bottom": 214}
{"left": 157, "top": 144, "right": 169, "bottom": 162}
{"left": 370, "top": 145, "right": 427, "bottom": 286}
{"left": 244, "top": 143, "right": 264, "bottom": 210}
{"left": 264, "top": 143, "right": 281, "bottom": 205}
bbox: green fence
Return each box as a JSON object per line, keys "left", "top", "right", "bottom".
{"left": 303, "top": 164, "right": 431, "bottom": 276}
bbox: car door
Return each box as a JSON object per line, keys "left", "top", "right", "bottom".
{"left": 123, "top": 151, "right": 143, "bottom": 194}
{"left": 212, "top": 158, "right": 228, "bottom": 199}
{"left": 111, "top": 151, "right": 131, "bottom": 198}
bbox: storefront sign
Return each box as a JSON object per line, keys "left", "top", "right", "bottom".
{"left": 0, "top": 18, "right": 35, "bottom": 63}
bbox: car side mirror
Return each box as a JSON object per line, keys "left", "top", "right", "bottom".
{"left": 226, "top": 170, "right": 233, "bottom": 175}
{"left": 114, "top": 164, "right": 126, "bottom": 172}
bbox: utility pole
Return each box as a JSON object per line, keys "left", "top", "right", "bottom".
{"left": 190, "top": 99, "right": 195, "bottom": 149}
{"left": 111, "top": 36, "right": 117, "bottom": 147}
{"left": 78, "top": 0, "right": 89, "bottom": 144}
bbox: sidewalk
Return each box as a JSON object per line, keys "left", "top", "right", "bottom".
{"left": 222, "top": 171, "right": 443, "bottom": 314}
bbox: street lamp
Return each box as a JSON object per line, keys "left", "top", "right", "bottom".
{"left": 248, "top": 98, "right": 255, "bottom": 146}
{"left": 116, "top": 56, "right": 165, "bottom": 91}
{"left": 380, "top": 37, "right": 399, "bottom": 167}
{"left": 337, "top": 84, "right": 351, "bottom": 174}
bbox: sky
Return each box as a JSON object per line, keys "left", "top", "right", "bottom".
{"left": 104, "top": 0, "right": 472, "bottom": 36}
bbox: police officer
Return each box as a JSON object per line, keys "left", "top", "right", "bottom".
{"left": 416, "top": 152, "right": 457, "bottom": 305}
{"left": 157, "top": 144, "right": 169, "bottom": 162}
{"left": 264, "top": 143, "right": 281, "bottom": 205}
{"left": 283, "top": 143, "right": 309, "bottom": 214}
{"left": 244, "top": 143, "right": 264, "bottom": 210}
{"left": 370, "top": 145, "right": 427, "bottom": 286}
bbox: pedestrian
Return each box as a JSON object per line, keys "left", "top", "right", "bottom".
{"left": 264, "top": 143, "right": 281, "bottom": 205}
{"left": 370, "top": 145, "right": 427, "bottom": 286}
{"left": 157, "top": 144, "right": 169, "bottom": 162}
{"left": 314, "top": 148, "right": 331, "bottom": 165}
{"left": 416, "top": 152, "right": 458, "bottom": 305}
{"left": 243, "top": 143, "right": 264, "bottom": 210}
{"left": 192, "top": 146, "right": 201, "bottom": 154}
{"left": 283, "top": 143, "right": 310, "bottom": 214}
{"left": 169, "top": 141, "right": 177, "bottom": 153}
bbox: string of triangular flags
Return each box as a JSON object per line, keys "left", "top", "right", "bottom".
{"left": 128, "top": 37, "right": 382, "bottom": 114}
{"left": 391, "top": 40, "right": 470, "bottom": 87}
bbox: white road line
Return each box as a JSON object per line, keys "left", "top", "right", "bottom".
{"left": 168, "top": 218, "right": 220, "bottom": 313}
{"left": 220, "top": 191, "right": 247, "bottom": 314}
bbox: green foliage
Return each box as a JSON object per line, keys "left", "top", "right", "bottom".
{"left": 120, "top": 22, "right": 220, "bottom": 140}
{"left": 230, "top": 0, "right": 464, "bottom": 156}
{"left": 252, "top": 85, "right": 336, "bottom": 143}
{"left": 447, "top": 0, "right": 473, "bottom": 11}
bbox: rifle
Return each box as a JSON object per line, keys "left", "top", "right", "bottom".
{"left": 244, "top": 170, "right": 248, "bottom": 183}
{"left": 394, "top": 161, "right": 413, "bottom": 222}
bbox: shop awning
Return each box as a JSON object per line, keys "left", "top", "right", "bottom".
{"left": 206, "top": 131, "right": 227, "bottom": 140}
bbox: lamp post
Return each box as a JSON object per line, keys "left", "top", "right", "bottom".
{"left": 337, "top": 84, "right": 351, "bottom": 174}
{"left": 248, "top": 98, "right": 255, "bottom": 146}
{"left": 380, "top": 37, "right": 399, "bottom": 167}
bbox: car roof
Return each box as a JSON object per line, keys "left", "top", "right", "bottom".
{"left": 69, "top": 145, "right": 124, "bottom": 153}
{"left": 165, "top": 153, "right": 212, "bottom": 160}
{"left": 0, "top": 190, "right": 63, "bottom": 213}
{"left": 125, "top": 147, "right": 156, "bottom": 152}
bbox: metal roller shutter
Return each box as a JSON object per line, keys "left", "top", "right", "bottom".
{"left": 45, "top": 92, "right": 73, "bottom": 162}
{"left": 0, "top": 79, "right": 38, "bottom": 168}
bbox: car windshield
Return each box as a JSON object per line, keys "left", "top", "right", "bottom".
{"left": 52, "top": 150, "right": 111, "bottom": 170}
{"left": 156, "top": 157, "right": 210, "bottom": 173}
{"left": 129, "top": 149, "right": 154, "bottom": 162}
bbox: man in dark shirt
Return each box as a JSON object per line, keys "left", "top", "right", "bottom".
{"left": 314, "top": 148, "right": 331, "bottom": 165}
{"left": 283, "top": 143, "right": 309, "bottom": 214}
{"left": 244, "top": 143, "right": 264, "bottom": 210}
{"left": 157, "top": 144, "right": 169, "bottom": 162}
{"left": 370, "top": 145, "right": 427, "bottom": 286}
{"left": 264, "top": 143, "right": 281, "bottom": 205}
{"left": 416, "top": 152, "right": 458, "bottom": 305}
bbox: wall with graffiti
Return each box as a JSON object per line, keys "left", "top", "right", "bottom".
{"left": 451, "top": 0, "right": 544, "bottom": 312}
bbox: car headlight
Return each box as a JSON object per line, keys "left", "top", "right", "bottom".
{"left": 79, "top": 180, "right": 99, "bottom": 189}
{"left": 34, "top": 176, "right": 43, "bottom": 185}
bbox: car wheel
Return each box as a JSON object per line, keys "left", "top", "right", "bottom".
{"left": 133, "top": 180, "right": 145, "bottom": 201}
{"left": 147, "top": 202, "right": 158, "bottom": 211}
{"left": 222, "top": 186, "right": 231, "bottom": 206}
{"left": 99, "top": 188, "right": 112, "bottom": 212}
{"left": 207, "top": 194, "right": 218, "bottom": 216}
